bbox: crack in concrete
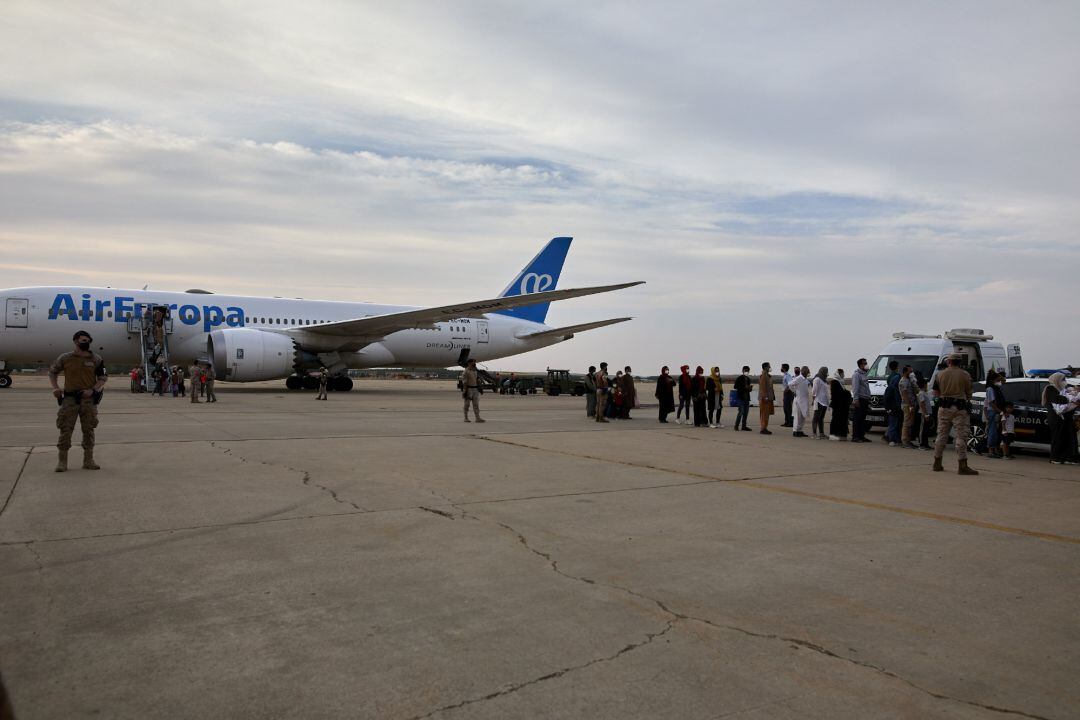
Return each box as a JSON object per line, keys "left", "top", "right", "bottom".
{"left": 475, "top": 436, "right": 1080, "bottom": 546}
{"left": 406, "top": 621, "right": 674, "bottom": 720}
{"left": 659, "top": 602, "right": 1055, "bottom": 720}
{"left": 417, "top": 506, "right": 458, "bottom": 520}
{"left": 209, "top": 441, "right": 365, "bottom": 512}
{"left": 484, "top": 517, "right": 1058, "bottom": 720}
{"left": 24, "top": 541, "right": 44, "bottom": 573}
{"left": 0, "top": 446, "right": 34, "bottom": 519}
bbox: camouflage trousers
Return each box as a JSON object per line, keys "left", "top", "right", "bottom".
{"left": 934, "top": 406, "right": 969, "bottom": 460}
{"left": 57, "top": 396, "right": 98, "bottom": 452}
{"left": 463, "top": 388, "right": 480, "bottom": 418}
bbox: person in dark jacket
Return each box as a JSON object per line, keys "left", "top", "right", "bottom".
{"left": 828, "top": 369, "right": 852, "bottom": 440}
{"left": 675, "top": 365, "right": 692, "bottom": 424}
{"left": 984, "top": 370, "right": 1008, "bottom": 458}
{"left": 733, "top": 365, "right": 752, "bottom": 431}
{"left": 1043, "top": 373, "right": 1079, "bottom": 465}
{"left": 619, "top": 367, "right": 636, "bottom": 419}
{"left": 706, "top": 367, "right": 724, "bottom": 428}
{"left": 655, "top": 366, "right": 676, "bottom": 423}
{"left": 883, "top": 360, "right": 901, "bottom": 445}
{"left": 691, "top": 366, "right": 709, "bottom": 427}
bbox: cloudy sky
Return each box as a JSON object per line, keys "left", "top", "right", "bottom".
{"left": 1, "top": 1, "right": 1077, "bottom": 373}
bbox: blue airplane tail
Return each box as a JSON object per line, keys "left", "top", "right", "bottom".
{"left": 494, "top": 237, "right": 572, "bottom": 324}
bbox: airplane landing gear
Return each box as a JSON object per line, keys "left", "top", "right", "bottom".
{"left": 0, "top": 374, "right": 11, "bottom": 389}
{"left": 285, "top": 375, "right": 302, "bottom": 391}
{"left": 330, "top": 376, "right": 353, "bottom": 392}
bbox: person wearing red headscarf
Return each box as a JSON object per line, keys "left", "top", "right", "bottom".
{"left": 675, "top": 365, "right": 692, "bottom": 424}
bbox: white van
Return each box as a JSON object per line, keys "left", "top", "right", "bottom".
{"left": 865, "top": 329, "right": 1023, "bottom": 427}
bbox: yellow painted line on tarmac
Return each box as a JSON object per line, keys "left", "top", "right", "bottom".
{"left": 738, "top": 481, "right": 1080, "bottom": 545}
{"left": 479, "top": 435, "right": 1080, "bottom": 547}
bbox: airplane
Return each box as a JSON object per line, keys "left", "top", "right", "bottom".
{"left": 0, "top": 237, "right": 643, "bottom": 391}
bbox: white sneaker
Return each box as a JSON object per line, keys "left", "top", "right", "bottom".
{"left": 889, "top": 442, "right": 899, "bottom": 447}
{"left": 675, "top": 418, "right": 683, "bottom": 425}
{"left": 828, "top": 435, "right": 839, "bottom": 441}
{"left": 718, "top": 423, "right": 725, "bottom": 429}
{"left": 709, "top": 424, "right": 717, "bottom": 429}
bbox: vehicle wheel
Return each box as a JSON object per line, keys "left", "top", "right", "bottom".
{"left": 332, "top": 376, "right": 354, "bottom": 392}
{"left": 0, "top": 374, "right": 11, "bottom": 389}
{"left": 301, "top": 375, "right": 319, "bottom": 390}
{"left": 285, "top": 375, "right": 302, "bottom": 390}
{"left": 549, "top": 387, "right": 561, "bottom": 396}
{"left": 967, "top": 424, "right": 986, "bottom": 455}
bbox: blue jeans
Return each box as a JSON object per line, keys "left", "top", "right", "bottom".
{"left": 986, "top": 409, "right": 1000, "bottom": 453}
{"left": 735, "top": 400, "right": 750, "bottom": 429}
{"left": 886, "top": 411, "right": 900, "bottom": 442}
{"left": 677, "top": 395, "right": 690, "bottom": 420}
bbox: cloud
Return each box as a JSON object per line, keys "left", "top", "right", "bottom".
{"left": 0, "top": 1, "right": 1077, "bottom": 372}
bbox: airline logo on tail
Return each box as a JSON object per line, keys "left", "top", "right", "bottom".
{"left": 495, "top": 236, "right": 572, "bottom": 324}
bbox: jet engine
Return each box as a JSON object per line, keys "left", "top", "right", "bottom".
{"left": 208, "top": 328, "right": 316, "bottom": 382}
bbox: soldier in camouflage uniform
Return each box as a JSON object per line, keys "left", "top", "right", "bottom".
{"left": 189, "top": 363, "right": 202, "bottom": 403}
{"left": 932, "top": 354, "right": 979, "bottom": 475}
{"left": 48, "top": 330, "right": 108, "bottom": 472}
{"left": 460, "top": 359, "right": 485, "bottom": 422}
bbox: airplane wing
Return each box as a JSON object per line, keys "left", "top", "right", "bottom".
{"left": 515, "top": 317, "right": 633, "bottom": 341}
{"left": 288, "top": 282, "right": 644, "bottom": 340}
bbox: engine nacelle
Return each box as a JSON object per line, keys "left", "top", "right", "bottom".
{"left": 208, "top": 328, "right": 299, "bottom": 382}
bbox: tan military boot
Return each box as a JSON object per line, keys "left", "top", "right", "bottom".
{"left": 55, "top": 450, "right": 68, "bottom": 473}
{"left": 82, "top": 450, "right": 100, "bottom": 470}
{"left": 932, "top": 456, "right": 943, "bottom": 472}
{"left": 957, "top": 459, "right": 978, "bottom": 476}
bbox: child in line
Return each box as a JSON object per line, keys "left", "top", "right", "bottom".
{"left": 1000, "top": 402, "right": 1016, "bottom": 459}
{"left": 916, "top": 378, "right": 933, "bottom": 450}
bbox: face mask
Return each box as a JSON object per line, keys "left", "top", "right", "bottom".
{"left": 77, "top": 341, "right": 91, "bottom": 351}
{"left": 743, "top": 372, "right": 749, "bottom": 377}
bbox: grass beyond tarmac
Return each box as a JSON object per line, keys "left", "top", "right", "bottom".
{"left": 1, "top": 377, "right": 1078, "bottom": 719}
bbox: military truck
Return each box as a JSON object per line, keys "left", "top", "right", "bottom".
{"left": 544, "top": 368, "right": 587, "bottom": 396}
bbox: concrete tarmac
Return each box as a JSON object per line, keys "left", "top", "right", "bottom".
{"left": 1, "top": 378, "right": 1078, "bottom": 720}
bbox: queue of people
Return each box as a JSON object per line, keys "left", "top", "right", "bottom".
{"left": 583, "top": 363, "right": 640, "bottom": 422}
{"left": 127, "top": 363, "right": 217, "bottom": 402}
{"left": 576, "top": 353, "right": 1080, "bottom": 475}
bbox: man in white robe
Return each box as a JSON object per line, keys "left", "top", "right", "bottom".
{"left": 790, "top": 366, "right": 812, "bottom": 437}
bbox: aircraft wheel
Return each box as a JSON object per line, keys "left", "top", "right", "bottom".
{"left": 302, "top": 375, "right": 319, "bottom": 390}
{"left": 285, "top": 375, "right": 302, "bottom": 391}
{"left": 0, "top": 374, "right": 11, "bottom": 389}
{"left": 331, "top": 376, "right": 354, "bottom": 392}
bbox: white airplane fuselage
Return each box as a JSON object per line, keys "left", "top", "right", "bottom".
{"left": 0, "top": 286, "right": 559, "bottom": 374}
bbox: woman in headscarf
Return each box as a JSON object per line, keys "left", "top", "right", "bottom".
{"left": 620, "top": 366, "right": 636, "bottom": 419}
{"left": 655, "top": 366, "right": 676, "bottom": 423}
{"left": 676, "top": 365, "right": 692, "bottom": 424}
{"left": 706, "top": 367, "right": 724, "bottom": 428}
{"left": 811, "top": 367, "right": 830, "bottom": 439}
{"left": 829, "top": 369, "right": 852, "bottom": 440}
{"left": 1043, "top": 373, "right": 1079, "bottom": 464}
{"left": 692, "top": 366, "right": 709, "bottom": 427}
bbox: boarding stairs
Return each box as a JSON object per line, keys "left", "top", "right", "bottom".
{"left": 127, "top": 307, "right": 174, "bottom": 392}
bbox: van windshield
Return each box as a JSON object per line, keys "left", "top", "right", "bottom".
{"left": 867, "top": 355, "right": 940, "bottom": 381}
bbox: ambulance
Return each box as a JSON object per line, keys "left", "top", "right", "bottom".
{"left": 865, "top": 329, "right": 1023, "bottom": 428}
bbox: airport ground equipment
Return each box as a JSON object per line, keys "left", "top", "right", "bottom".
{"left": 544, "top": 368, "right": 587, "bottom": 396}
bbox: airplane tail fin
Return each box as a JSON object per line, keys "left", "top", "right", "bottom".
{"left": 493, "top": 236, "right": 572, "bottom": 324}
